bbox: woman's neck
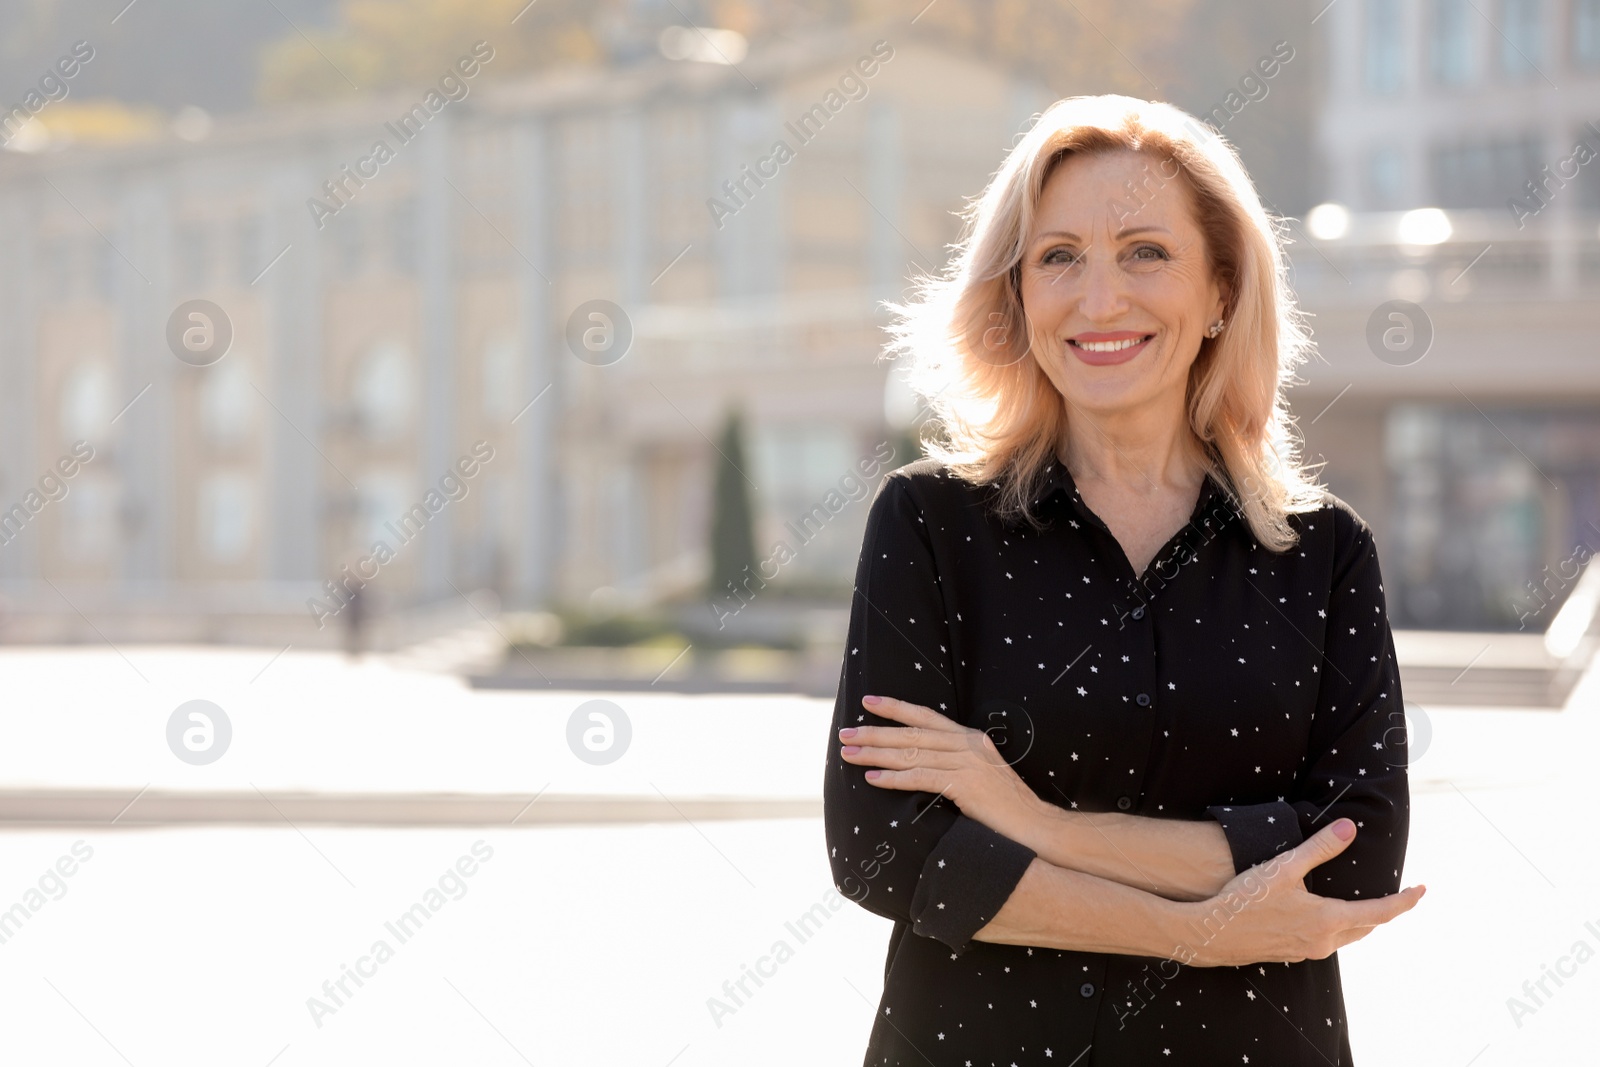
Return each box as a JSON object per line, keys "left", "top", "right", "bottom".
{"left": 1060, "top": 408, "right": 1207, "bottom": 495}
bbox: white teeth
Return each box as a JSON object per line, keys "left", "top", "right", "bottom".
{"left": 1074, "top": 336, "right": 1148, "bottom": 352}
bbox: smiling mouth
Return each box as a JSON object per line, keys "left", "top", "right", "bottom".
{"left": 1067, "top": 334, "right": 1155, "bottom": 353}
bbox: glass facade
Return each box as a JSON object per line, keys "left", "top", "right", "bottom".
{"left": 1499, "top": 0, "right": 1545, "bottom": 77}
{"left": 1365, "top": 0, "right": 1407, "bottom": 94}
{"left": 1386, "top": 403, "right": 1600, "bottom": 630}
{"left": 1430, "top": 0, "right": 1474, "bottom": 85}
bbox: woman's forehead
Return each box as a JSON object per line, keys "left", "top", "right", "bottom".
{"left": 1034, "top": 149, "right": 1197, "bottom": 235}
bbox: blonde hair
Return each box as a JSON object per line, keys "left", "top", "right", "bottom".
{"left": 885, "top": 94, "right": 1326, "bottom": 552}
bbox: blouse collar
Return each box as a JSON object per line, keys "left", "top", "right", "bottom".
{"left": 1033, "top": 456, "right": 1239, "bottom": 534}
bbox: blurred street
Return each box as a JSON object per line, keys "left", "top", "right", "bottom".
{"left": 0, "top": 644, "right": 1595, "bottom": 1065}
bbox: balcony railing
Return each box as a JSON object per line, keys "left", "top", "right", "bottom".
{"left": 1287, "top": 208, "right": 1600, "bottom": 304}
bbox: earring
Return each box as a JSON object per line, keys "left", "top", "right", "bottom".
{"left": 1207, "top": 318, "right": 1226, "bottom": 339}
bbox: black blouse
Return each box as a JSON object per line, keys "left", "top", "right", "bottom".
{"left": 823, "top": 456, "right": 1410, "bottom": 1066}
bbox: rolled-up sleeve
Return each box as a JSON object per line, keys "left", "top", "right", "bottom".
{"left": 1205, "top": 503, "right": 1410, "bottom": 899}
{"left": 823, "top": 473, "right": 1036, "bottom": 955}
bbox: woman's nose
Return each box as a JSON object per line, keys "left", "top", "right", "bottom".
{"left": 1075, "top": 253, "right": 1129, "bottom": 320}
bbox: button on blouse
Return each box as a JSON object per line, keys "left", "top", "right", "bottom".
{"left": 823, "top": 457, "right": 1410, "bottom": 1066}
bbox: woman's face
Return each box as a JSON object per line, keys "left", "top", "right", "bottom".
{"left": 1016, "top": 149, "right": 1227, "bottom": 421}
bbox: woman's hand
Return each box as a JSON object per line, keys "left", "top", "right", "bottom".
{"left": 838, "top": 694, "right": 1042, "bottom": 843}
{"left": 1175, "top": 818, "right": 1426, "bottom": 968}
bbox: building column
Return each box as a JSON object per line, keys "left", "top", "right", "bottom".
{"left": 0, "top": 189, "right": 38, "bottom": 583}
{"left": 115, "top": 176, "right": 172, "bottom": 586}
{"left": 418, "top": 114, "right": 457, "bottom": 598}
{"left": 264, "top": 162, "right": 324, "bottom": 586}
{"left": 513, "top": 118, "right": 557, "bottom": 608}
{"left": 865, "top": 96, "right": 905, "bottom": 303}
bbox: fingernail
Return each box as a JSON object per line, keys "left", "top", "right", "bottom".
{"left": 863, "top": 695, "right": 882, "bottom": 705}
{"left": 839, "top": 727, "right": 858, "bottom": 738}
{"left": 1332, "top": 818, "right": 1355, "bottom": 841}
{"left": 865, "top": 770, "right": 882, "bottom": 780}
{"left": 841, "top": 745, "right": 861, "bottom": 755}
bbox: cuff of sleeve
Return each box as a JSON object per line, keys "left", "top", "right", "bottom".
{"left": 1205, "top": 801, "right": 1303, "bottom": 874}
{"left": 909, "top": 814, "right": 1036, "bottom": 956}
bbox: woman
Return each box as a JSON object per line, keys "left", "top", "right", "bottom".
{"left": 823, "top": 95, "right": 1425, "bottom": 1065}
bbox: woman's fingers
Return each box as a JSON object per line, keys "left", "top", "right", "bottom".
{"left": 1333, "top": 884, "right": 1427, "bottom": 932}
{"left": 1264, "top": 819, "right": 1359, "bottom": 883}
{"left": 860, "top": 695, "right": 964, "bottom": 728}
{"left": 840, "top": 744, "right": 921, "bottom": 768}
{"left": 841, "top": 743, "right": 968, "bottom": 771}
{"left": 840, "top": 724, "right": 963, "bottom": 751}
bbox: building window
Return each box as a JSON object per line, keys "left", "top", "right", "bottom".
{"left": 64, "top": 477, "right": 115, "bottom": 561}
{"left": 1576, "top": 124, "right": 1600, "bottom": 209}
{"left": 60, "top": 360, "right": 113, "bottom": 444}
{"left": 1500, "top": 0, "right": 1544, "bottom": 76}
{"left": 200, "top": 356, "right": 254, "bottom": 447}
{"left": 749, "top": 422, "right": 864, "bottom": 582}
{"left": 482, "top": 334, "right": 520, "bottom": 421}
{"left": 559, "top": 119, "right": 611, "bottom": 264}
{"left": 388, "top": 198, "right": 417, "bottom": 274}
{"left": 1429, "top": 132, "right": 1545, "bottom": 207}
{"left": 1364, "top": 0, "right": 1405, "bottom": 94}
{"left": 353, "top": 341, "right": 415, "bottom": 442}
{"left": 236, "top": 215, "right": 263, "bottom": 286}
{"left": 198, "top": 473, "right": 253, "bottom": 562}
{"left": 92, "top": 238, "right": 117, "bottom": 300}
{"left": 1364, "top": 146, "right": 1406, "bottom": 208}
{"left": 40, "top": 237, "right": 77, "bottom": 300}
{"left": 1576, "top": 0, "right": 1600, "bottom": 67}
{"left": 175, "top": 222, "right": 211, "bottom": 292}
{"left": 1430, "top": 0, "right": 1474, "bottom": 84}
{"left": 360, "top": 471, "right": 414, "bottom": 547}
{"left": 653, "top": 107, "right": 708, "bottom": 257}
{"left": 1386, "top": 403, "right": 1600, "bottom": 630}
{"left": 330, "top": 206, "right": 365, "bottom": 276}
{"left": 456, "top": 192, "right": 514, "bottom": 275}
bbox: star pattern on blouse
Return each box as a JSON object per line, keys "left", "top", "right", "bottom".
{"left": 827, "top": 479, "right": 1401, "bottom": 1062}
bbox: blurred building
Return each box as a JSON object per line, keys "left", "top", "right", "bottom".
{"left": 3, "top": 7, "right": 1592, "bottom": 644}
{"left": 1294, "top": 0, "right": 1600, "bottom": 630}
{"left": 0, "top": 27, "right": 1050, "bottom": 641}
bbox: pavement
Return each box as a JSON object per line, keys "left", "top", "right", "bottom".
{"left": 0, "top": 643, "right": 1595, "bottom": 1066}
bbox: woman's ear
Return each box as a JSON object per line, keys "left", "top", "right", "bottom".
{"left": 1212, "top": 281, "right": 1231, "bottom": 325}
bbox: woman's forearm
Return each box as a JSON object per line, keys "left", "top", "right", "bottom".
{"left": 1004, "top": 797, "right": 1235, "bottom": 902}
{"left": 971, "top": 855, "right": 1193, "bottom": 956}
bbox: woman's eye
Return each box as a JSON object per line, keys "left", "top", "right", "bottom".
{"left": 1131, "top": 245, "right": 1168, "bottom": 261}
{"left": 1042, "top": 248, "right": 1079, "bottom": 266}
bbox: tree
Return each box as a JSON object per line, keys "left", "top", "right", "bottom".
{"left": 255, "top": 0, "right": 612, "bottom": 103}
{"left": 706, "top": 407, "right": 759, "bottom": 607}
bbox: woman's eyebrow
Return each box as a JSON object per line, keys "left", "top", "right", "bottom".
{"left": 1031, "top": 225, "right": 1173, "bottom": 242}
